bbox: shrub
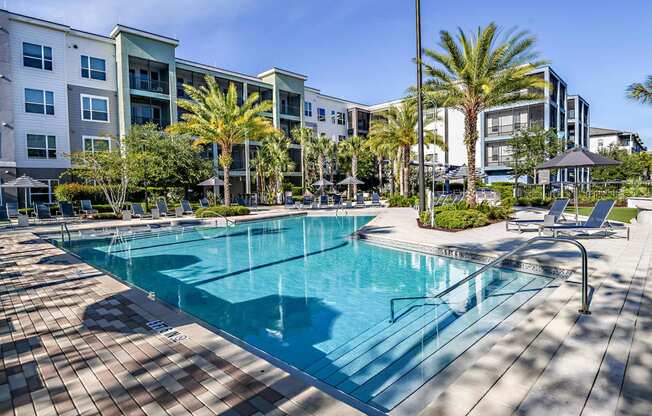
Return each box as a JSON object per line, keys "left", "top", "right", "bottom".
{"left": 54, "top": 183, "right": 105, "bottom": 203}
{"left": 92, "top": 212, "right": 121, "bottom": 220}
{"left": 419, "top": 210, "right": 433, "bottom": 226}
{"left": 435, "top": 209, "right": 489, "bottom": 230}
{"left": 195, "top": 205, "right": 250, "bottom": 218}
{"left": 388, "top": 194, "right": 419, "bottom": 208}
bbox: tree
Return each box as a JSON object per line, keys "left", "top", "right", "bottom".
{"left": 130, "top": 124, "right": 211, "bottom": 202}
{"left": 422, "top": 23, "right": 547, "bottom": 206}
{"left": 67, "top": 130, "right": 145, "bottom": 215}
{"left": 627, "top": 75, "right": 652, "bottom": 104}
{"left": 290, "top": 126, "right": 315, "bottom": 192}
{"left": 307, "top": 135, "right": 333, "bottom": 192}
{"left": 338, "top": 135, "right": 366, "bottom": 194}
{"left": 367, "top": 99, "right": 444, "bottom": 196}
{"left": 252, "top": 134, "right": 295, "bottom": 203}
{"left": 170, "top": 75, "right": 277, "bottom": 205}
{"left": 507, "top": 126, "right": 563, "bottom": 186}
{"left": 592, "top": 145, "right": 652, "bottom": 181}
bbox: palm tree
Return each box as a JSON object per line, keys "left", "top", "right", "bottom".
{"left": 308, "top": 135, "right": 333, "bottom": 191}
{"left": 261, "top": 134, "right": 295, "bottom": 202}
{"left": 627, "top": 76, "right": 652, "bottom": 104}
{"left": 169, "top": 75, "right": 277, "bottom": 205}
{"left": 338, "top": 135, "right": 366, "bottom": 194}
{"left": 291, "top": 126, "right": 315, "bottom": 192}
{"left": 368, "top": 99, "right": 445, "bottom": 196}
{"left": 422, "top": 23, "right": 547, "bottom": 206}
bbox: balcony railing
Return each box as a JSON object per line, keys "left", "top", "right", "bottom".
{"left": 485, "top": 121, "right": 544, "bottom": 137}
{"left": 280, "top": 104, "right": 300, "bottom": 117}
{"left": 485, "top": 157, "right": 513, "bottom": 167}
{"left": 129, "top": 75, "right": 169, "bottom": 95}
{"left": 132, "top": 115, "right": 162, "bottom": 127}
{"left": 568, "top": 110, "right": 576, "bottom": 119}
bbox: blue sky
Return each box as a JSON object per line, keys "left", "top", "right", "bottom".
{"left": 7, "top": 0, "right": 652, "bottom": 146}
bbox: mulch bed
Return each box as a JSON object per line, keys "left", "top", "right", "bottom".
{"left": 416, "top": 218, "right": 502, "bottom": 232}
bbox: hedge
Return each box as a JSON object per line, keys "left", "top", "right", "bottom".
{"left": 195, "top": 205, "right": 250, "bottom": 218}
{"left": 435, "top": 209, "right": 489, "bottom": 230}
{"left": 388, "top": 194, "right": 419, "bottom": 208}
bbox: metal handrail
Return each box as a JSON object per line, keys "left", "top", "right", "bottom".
{"left": 198, "top": 210, "right": 235, "bottom": 227}
{"left": 389, "top": 236, "right": 590, "bottom": 323}
{"left": 60, "top": 222, "right": 71, "bottom": 246}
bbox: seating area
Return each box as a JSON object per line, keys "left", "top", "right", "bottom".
{"left": 287, "top": 192, "right": 383, "bottom": 210}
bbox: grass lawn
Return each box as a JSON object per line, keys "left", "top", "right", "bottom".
{"left": 565, "top": 207, "right": 637, "bottom": 223}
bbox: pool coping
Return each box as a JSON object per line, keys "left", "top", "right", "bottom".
{"left": 355, "top": 231, "right": 573, "bottom": 280}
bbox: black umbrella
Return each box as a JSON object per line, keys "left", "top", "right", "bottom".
{"left": 537, "top": 147, "right": 621, "bottom": 222}
{"left": 1, "top": 175, "right": 48, "bottom": 208}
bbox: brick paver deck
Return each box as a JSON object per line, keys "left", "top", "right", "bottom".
{"left": 0, "top": 232, "right": 362, "bottom": 416}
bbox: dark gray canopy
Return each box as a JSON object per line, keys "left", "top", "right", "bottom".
{"left": 312, "top": 178, "right": 334, "bottom": 187}
{"left": 537, "top": 147, "right": 621, "bottom": 169}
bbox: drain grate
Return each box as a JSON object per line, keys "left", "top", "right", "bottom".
{"left": 147, "top": 320, "right": 188, "bottom": 342}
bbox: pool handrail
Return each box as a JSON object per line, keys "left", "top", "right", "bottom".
{"left": 389, "top": 236, "right": 590, "bottom": 323}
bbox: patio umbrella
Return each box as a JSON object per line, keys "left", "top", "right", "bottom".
{"left": 537, "top": 147, "right": 621, "bottom": 222}
{"left": 0, "top": 175, "right": 48, "bottom": 209}
{"left": 442, "top": 166, "right": 486, "bottom": 192}
{"left": 197, "top": 177, "right": 224, "bottom": 187}
{"left": 337, "top": 176, "right": 364, "bottom": 186}
{"left": 312, "top": 178, "right": 334, "bottom": 195}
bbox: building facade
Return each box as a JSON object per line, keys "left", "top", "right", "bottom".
{"left": 0, "top": 9, "right": 596, "bottom": 206}
{"left": 589, "top": 127, "right": 647, "bottom": 154}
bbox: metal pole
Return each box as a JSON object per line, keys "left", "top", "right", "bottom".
{"left": 575, "top": 167, "right": 579, "bottom": 223}
{"left": 416, "top": 0, "right": 426, "bottom": 212}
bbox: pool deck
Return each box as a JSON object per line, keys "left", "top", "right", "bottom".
{"left": 356, "top": 208, "right": 652, "bottom": 416}
{"left": 1, "top": 206, "right": 651, "bottom": 415}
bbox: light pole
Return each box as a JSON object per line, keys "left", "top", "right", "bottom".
{"left": 416, "top": 0, "right": 426, "bottom": 212}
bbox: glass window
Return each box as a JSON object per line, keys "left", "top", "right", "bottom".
{"left": 23, "top": 42, "right": 52, "bottom": 70}
{"left": 81, "top": 95, "right": 109, "bottom": 122}
{"left": 304, "top": 101, "right": 313, "bottom": 117}
{"left": 331, "top": 110, "right": 336, "bottom": 124}
{"left": 27, "top": 134, "right": 56, "bottom": 159}
{"left": 81, "top": 55, "right": 106, "bottom": 81}
{"left": 318, "top": 108, "right": 326, "bottom": 122}
{"left": 83, "top": 136, "right": 111, "bottom": 152}
{"left": 31, "top": 179, "right": 59, "bottom": 204}
{"left": 337, "top": 112, "right": 346, "bottom": 125}
{"left": 25, "top": 89, "right": 54, "bottom": 115}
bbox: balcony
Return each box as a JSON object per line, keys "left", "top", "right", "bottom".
{"left": 485, "top": 157, "right": 513, "bottom": 167}
{"left": 130, "top": 75, "right": 169, "bottom": 95}
{"left": 132, "top": 115, "right": 161, "bottom": 127}
{"left": 280, "top": 103, "right": 300, "bottom": 117}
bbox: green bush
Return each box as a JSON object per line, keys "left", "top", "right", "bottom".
{"left": 435, "top": 209, "right": 489, "bottom": 230}
{"left": 388, "top": 194, "right": 419, "bottom": 207}
{"left": 53, "top": 183, "right": 105, "bottom": 203}
{"left": 291, "top": 186, "right": 303, "bottom": 196}
{"left": 474, "top": 201, "right": 512, "bottom": 220}
{"left": 195, "top": 205, "right": 250, "bottom": 218}
{"left": 93, "top": 212, "right": 121, "bottom": 220}
{"left": 419, "top": 210, "right": 433, "bottom": 226}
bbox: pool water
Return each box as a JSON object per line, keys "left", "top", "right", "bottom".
{"left": 66, "top": 215, "right": 554, "bottom": 412}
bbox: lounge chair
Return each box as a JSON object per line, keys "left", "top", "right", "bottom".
{"left": 355, "top": 193, "right": 365, "bottom": 208}
{"left": 80, "top": 200, "right": 98, "bottom": 215}
{"left": 131, "top": 202, "right": 147, "bottom": 218}
{"left": 318, "top": 194, "right": 329, "bottom": 209}
{"left": 58, "top": 202, "right": 76, "bottom": 220}
{"left": 300, "top": 196, "right": 313, "bottom": 209}
{"left": 35, "top": 204, "right": 55, "bottom": 222}
{"left": 284, "top": 195, "right": 295, "bottom": 209}
{"left": 6, "top": 202, "right": 19, "bottom": 218}
{"left": 371, "top": 192, "right": 381, "bottom": 207}
{"left": 332, "top": 194, "right": 343, "bottom": 209}
{"left": 156, "top": 199, "right": 169, "bottom": 216}
{"left": 506, "top": 198, "right": 569, "bottom": 232}
{"left": 199, "top": 198, "right": 210, "bottom": 208}
{"left": 539, "top": 200, "right": 629, "bottom": 240}
{"left": 180, "top": 200, "right": 193, "bottom": 214}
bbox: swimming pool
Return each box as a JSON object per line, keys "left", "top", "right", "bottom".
{"left": 65, "top": 215, "right": 555, "bottom": 412}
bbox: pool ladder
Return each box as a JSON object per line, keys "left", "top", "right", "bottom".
{"left": 389, "top": 236, "right": 590, "bottom": 323}
{"left": 60, "top": 222, "right": 72, "bottom": 246}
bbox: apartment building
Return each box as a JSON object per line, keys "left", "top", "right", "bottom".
{"left": 0, "top": 9, "right": 382, "bottom": 205}
{"left": 589, "top": 127, "right": 647, "bottom": 154}
{"left": 0, "top": 9, "right": 594, "bottom": 206}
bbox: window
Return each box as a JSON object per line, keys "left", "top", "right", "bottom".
{"left": 81, "top": 55, "right": 106, "bottom": 81}
{"left": 331, "top": 110, "right": 336, "bottom": 124}
{"left": 318, "top": 108, "right": 326, "bottom": 122}
{"left": 25, "top": 89, "right": 54, "bottom": 115}
{"left": 337, "top": 112, "right": 346, "bottom": 125}
{"left": 81, "top": 95, "right": 109, "bottom": 122}
{"left": 31, "top": 179, "right": 59, "bottom": 204}
{"left": 23, "top": 42, "right": 52, "bottom": 70}
{"left": 304, "top": 101, "right": 313, "bottom": 117}
{"left": 83, "top": 136, "right": 111, "bottom": 153}
{"left": 597, "top": 139, "right": 604, "bottom": 149}
{"left": 27, "top": 134, "right": 56, "bottom": 159}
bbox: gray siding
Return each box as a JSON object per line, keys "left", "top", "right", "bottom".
{"left": 0, "top": 11, "right": 16, "bottom": 165}
{"left": 67, "top": 84, "right": 119, "bottom": 152}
